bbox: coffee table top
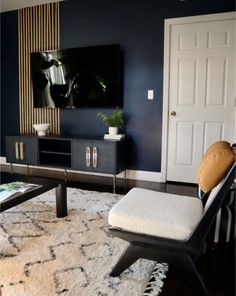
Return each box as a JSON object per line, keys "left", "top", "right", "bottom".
{"left": 0, "top": 172, "right": 65, "bottom": 212}
{"left": 1, "top": 172, "right": 64, "bottom": 187}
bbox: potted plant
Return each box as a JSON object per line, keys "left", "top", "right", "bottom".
{"left": 97, "top": 111, "right": 124, "bottom": 135}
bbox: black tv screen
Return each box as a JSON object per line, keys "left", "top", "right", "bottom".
{"left": 31, "top": 44, "right": 123, "bottom": 108}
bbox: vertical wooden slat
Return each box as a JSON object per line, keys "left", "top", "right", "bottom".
{"left": 18, "top": 11, "right": 22, "bottom": 133}
{"left": 52, "top": 4, "right": 54, "bottom": 49}
{"left": 27, "top": 9, "right": 30, "bottom": 133}
{"left": 42, "top": 5, "right": 46, "bottom": 130}
{"left": 30, "top": 8, "right": 34, "bottom": 131}
{"left": 18, "top": 2, "right": 60, "bottom": 135}
{"left": 26, "top": 9, "right": 30, "bottom": 132}
{"left": 20, "top": 11, "right": 24, "bottom": 134}
{"left": 46, "top": 5, "right": 49, "bottom": 50}
{"left": 48, "top": 4, "right": 51, "bottom": 50}
{"left": 55, "top": 3, "right": 59, "bottom": 134}
{"left": 57, "top": 2, "right": 60, "bottom": 48}
{"left": 38, "top": 6, "right": 40, "bottom": 51}
{"left": 33, "top": 6, "right": 37, "bottom": 128}
{"left": 22, "top": 9, "right": 26, "bottom": 133}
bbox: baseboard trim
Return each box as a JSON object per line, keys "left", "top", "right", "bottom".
{"left": 0, "top": 157, "right": 162, "bottom": 182}
{"left": 125, "top": 170, "right": 162, "bottom": 182}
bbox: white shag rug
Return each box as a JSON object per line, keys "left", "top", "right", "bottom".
{"left": 0, "top": 188, "right": 167, "bottom": 296}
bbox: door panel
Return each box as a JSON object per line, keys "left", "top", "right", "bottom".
{"left": 71, "top": 140, "right": 116, "bottom": 174}
{"left": 207, "top": 29, "right": 230, "bottom": 48}
{"left": 177, "top": 59, "right": 198, "bottom": 106}
{"left": 178, "top": 32, "right": 199, "bottom": 50}
{"left": 175, "top": 121, "right": 195, "bottom": 166}
{"left": 167, "top": 18, "right": 235, "bottom": 183}
{"left": 5, "top": 136, "right": 38, "bottom": 165}
{"left": 203, "top": 122, "right": 224, "bottom": 151}
{"left": 92, "top": 141, "right": 115, "bottom": 174}
{"left": 71, "top": 140, "right": 93, "bottom": 171}
{"left": 205, "top": 57, "right": 227, "bottom": 106}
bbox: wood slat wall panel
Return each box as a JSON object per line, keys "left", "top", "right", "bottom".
{"left": 18, "top": 2, "right": 60, "bottom": 135}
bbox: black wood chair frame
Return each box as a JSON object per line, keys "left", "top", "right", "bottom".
{"left": 109, "top": 162, "right": 235, "bottom": 296}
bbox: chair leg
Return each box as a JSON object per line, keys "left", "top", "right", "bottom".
{"left": 110, "top": 244, "right": 142, "bottom": 277}
{"left": 187, "top": 256, "right": 209, "bottom": 296}
{"left": 179, "top": 255, "right": 209, "bottom": 296}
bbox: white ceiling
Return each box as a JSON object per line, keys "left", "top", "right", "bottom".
{"left": 0, "top": 0, "right": 65, "bottom": 13}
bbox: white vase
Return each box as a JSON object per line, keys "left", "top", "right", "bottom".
{"left": 108, "top": 127, "right": 118, "bottom": 135}
{"left": 33, "top": 123, "right": 50, "bottom": 137}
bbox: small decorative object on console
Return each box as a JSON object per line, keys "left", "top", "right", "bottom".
{"left": 108, "top": 127, "right": 118, "bottom": 135}
{"left": 33, "top": 123, "right": 50, "bottom": 136}
{"left": 97, "top": 111, "right": 124, "bottom": 135}
{"left": 104, "top": 134, "right": 125, "bottom": 141}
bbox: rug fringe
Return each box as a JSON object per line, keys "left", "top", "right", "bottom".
{"left": 143, "top": 263, "right": 168, "bottom": 296}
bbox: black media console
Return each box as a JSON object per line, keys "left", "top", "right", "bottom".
{"left": 5, "top": 135, "right": 126, "bottom": 192}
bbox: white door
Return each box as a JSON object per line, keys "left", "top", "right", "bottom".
{"left": 167, "top": 17, "right": 235, "bottom": 183}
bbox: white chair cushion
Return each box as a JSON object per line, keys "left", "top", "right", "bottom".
{"left": 109, "top": 188, "right": 203, "bottom": 241}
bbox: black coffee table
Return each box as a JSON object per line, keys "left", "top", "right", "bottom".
{"left": 0, "top": 173, "right": 67, "bottom": 218}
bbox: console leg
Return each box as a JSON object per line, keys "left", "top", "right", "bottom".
{"left": 10, "top": 163, "right": 13, "bottom": 174}
{"left": 27, "top": 165, "right": 30, "bottom": 176}
{"left": 56, "top": 183, "right": 67, "bottom": 218}
{"left": 123, "top": 170, "right": 127, "bottom": 193}
{"left": 113, "top": 174, "right": 116, "bottom": 193}
{"left": 64, "top": 169, "right": 67, "bottom": 183}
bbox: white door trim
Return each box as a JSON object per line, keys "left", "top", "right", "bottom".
{"left": 161, "top": 11, "right": 235, "bottom": 182}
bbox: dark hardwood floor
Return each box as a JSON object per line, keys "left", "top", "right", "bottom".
{"left": 159, "top": 241, "right": 235, "bottom": 296}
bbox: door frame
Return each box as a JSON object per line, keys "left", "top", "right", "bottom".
{"left": 161, "top": 11, "right": 235, "bottom": 182}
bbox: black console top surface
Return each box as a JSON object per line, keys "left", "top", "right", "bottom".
{"left": 6, "top": 134, "right": 127, "bottom": 142}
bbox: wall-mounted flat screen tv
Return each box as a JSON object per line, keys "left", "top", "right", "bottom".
{"left": 31, "top": 44, "right": 123, "bottom": 108}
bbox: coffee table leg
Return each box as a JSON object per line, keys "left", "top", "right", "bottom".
{"left": 56, "top": 183, "right": 67, "bottom": 218}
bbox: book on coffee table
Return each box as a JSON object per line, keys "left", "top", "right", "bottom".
{"left": 0, "top": 182, "right": 42, "bottom": 203}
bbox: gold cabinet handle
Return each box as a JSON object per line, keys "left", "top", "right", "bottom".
{"left": 15, "top": 142, "right": 20, "bottom": 160}
{"left": 86, "top": 146, "right": 91, "bottom": 167}
{"left": 170, "top": 111, "right": 176, "bottom": 116}
{"left": 19, "top": 141, "right": 24, "bottom": 160}
{"left": 92, "top": 147, "right": 97, "bottom": 168}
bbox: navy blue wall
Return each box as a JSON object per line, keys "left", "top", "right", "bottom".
{"left": 60, "top": 0, "right": 235, "bottom": 171}
{"left": 1, "top": 0, "right": 234, "bottom": 171}
{"left": 1, "top": 11, "right": 19, "bottom": 155}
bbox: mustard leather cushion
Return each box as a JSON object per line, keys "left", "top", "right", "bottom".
{"left": 205, "top": 141, "right": 230, "bottom": 155}
{"left": 197, "top": 141, "right": 235, "bottom": 193}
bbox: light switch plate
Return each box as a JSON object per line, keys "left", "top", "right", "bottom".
{"left": 148, "top": 90, "right": 154, "bottom": 100}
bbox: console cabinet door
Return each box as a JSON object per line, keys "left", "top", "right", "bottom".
{"left": 71, "top": 140, "right": 93, "bottom": 172}
{"left": 71, "top": 140, "right": 116, "bottom": 173}
{"left": 91, "top": 141, "right": 116, "bottom": 174}
{"left": 5, "top": 136, "right": 38, "bottom": 165}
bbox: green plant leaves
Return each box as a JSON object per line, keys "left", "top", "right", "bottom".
{"left": 97, "top": 111, "right": 124, "bottom": 128}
